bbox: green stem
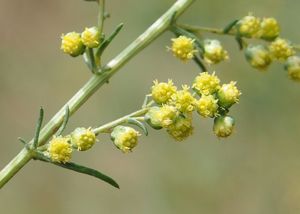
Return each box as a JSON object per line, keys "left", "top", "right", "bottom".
{"left": 0, "top": 0, "right": 195, "bottom": 189}
{"left": 98, "top": 0, "right": 105, "bottom": 35}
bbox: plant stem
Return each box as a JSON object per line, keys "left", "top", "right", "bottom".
{"left": 98, "top": 0, "right": 105, "bottom": 35}
{"left": 0, "top": 0, "right": 195, "bottom": 189}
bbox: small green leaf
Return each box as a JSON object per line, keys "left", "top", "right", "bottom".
{"left": 235, "top": 34, "right": 245, "bottom": 50}
{"left": 18, "top": 137, "right": 27, "bottom": 145}
{"left": 56, "top": 106, "right": 70, "bottom": 136}
{"left": 127, "top": 118, "right": 148, "bottom": 136}
{"left": 223, "top": 19, "right": 238, "bottom": 34}
{"left": 33, "top": 107, "right": 44, "bottom": 149}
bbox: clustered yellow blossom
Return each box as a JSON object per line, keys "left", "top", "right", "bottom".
{"left": 237, "top": 15, "right": 261, "bottom": 38}
{"left": 48, "top": 136, "right": 72, "bottom": 163}
{"left": 192, "top": 72, "right": 220, "bottom": 95}
{"left": 151, "top": 80, "right": 177, "bottom": 104}
{"left": 61, "top": 27, "right": 101, "bottom": 57}
{"left": 269, "top": 38, "right": 295, "bottom": 61}
{"left": 195, "top": 95, "right": 219, "bottom": 118}
{"left": 260, "top": 17, "right": 280, "bottom": 41}
{"left": 111, "top": 126, "right": 140, "bottom": 153}
{"left": 217, "top": 81, "right": 241, "bottom": 108}
{"left": 170, "top": 85, "right": 195, "bottom": 113}
{"left": 285, "top": 56, "right": 300, "bottom": 81}
{"left": 71, "top": 127, "right": 97, "bottom": 151}
{"left": 245, "top": 45, "right": 272, "bottom": 71}
{"left": 167, "top": 116, "right": 193, "bottom": 141}
{"left": 170, "top": 36, "right": 197, "bottom": 61}
{"left": 203, "top": 39, "right": 229, "bottom": 64}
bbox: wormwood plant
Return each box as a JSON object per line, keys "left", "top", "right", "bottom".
{"left": 1, "top": 0, "right": 300, "bottom": 189}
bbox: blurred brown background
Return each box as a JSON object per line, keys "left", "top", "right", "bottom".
{"left": 0, "top": 0, "right": 300, "bottom": 213}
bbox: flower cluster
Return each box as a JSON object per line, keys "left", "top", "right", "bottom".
{"left": 61, "top": 27, "right": 101, "bottom": 57}
{"left": 146, "top": 72, "right": 241, "bottom": 140}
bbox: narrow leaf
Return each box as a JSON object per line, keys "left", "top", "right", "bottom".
{"left": 56, "top": 106, "right": 70, "bottom": 136}
{"left": 33, "top": 107, "right": 44, "bottom": 149}
{"left": 223, "top": 19, "right": 238, "bottom": 34}
{"left": 235, "top": 34, "right": 244, "bottom": 50}
{"left": 18, "top": 137, "right": 27, "bottom": 145}
{"left": 127, "top": 118, "right": 148, "bottom": 136}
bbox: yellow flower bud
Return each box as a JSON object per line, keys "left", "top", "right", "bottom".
{"left": 203, "top": 39, "right": 229, "bottom": 64}
{"left": 170, "top": 85, "right": 195, "bottom": 113}
{"left": 192, "top": 72, "right": 221, "bottom": 96}
{"left": 111, "top": 126, "right": 140, "bottom": 153}
{"left": 48, "top": 136, "right": 72, "bottom": 163}
{"left": 151, "top": 79, "right": 177, "bottom": 104}
{"left": 245, "top": 45, "right": 272, "bottom": 71}
{"left": 269, "top": 38, "right": 295, "bottom": 61}
{"left": 61, "top": 32, "right": 85, "bottom": 57}
{"left": 71, "top": 127, "right": 96, "bottom": 151}
{"left": 195, "top": 95, "right": 219, "bottom": 118}
{"left": 167, "top": 116, "right": 193, "bottom": 141}
{"left": 170, "top": 36, "right": 197, "bottom": 61}
{"left": 284, "top": 56, "right": 300, "bottom": 82}
{"left": 217, "top": 81, "right": 241, "bottom": 108}
{"left": 150, "top": 105, "right": 179, "bottom": 128}
{"left": 81, "top": 27, "right": 101, "bottom": 48}
{"left": 259, "top": 17, "right": 280, "bottom": 41}
{"left": 237, "top": 15, "right": 261, "bottom": 37}
{"left": 213, "top": 115, "right": 235, "bottom": 138}
{"left": 145, "top": 107, "right": 163, "bottom": 130}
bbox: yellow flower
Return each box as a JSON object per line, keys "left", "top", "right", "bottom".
{"left": 217, "top": 81, "right": 241, "bottom": 108}
{"left": 81, "top": 27, "right": 101, "bottom": 48}
{"left": 151, "top": 79, "right": 177, "bottom": 104}
{"left": 259, "top": 17, "right": 280, "bottom": 41}
{"left": 61, "top": 32, "right": 85, "bottom": 57}
{"left": 154, "top": 105, "right": 178, "bottom": 128}
{"left": 195, "top": 95, "right": 219, "bottom": 118}
{"left": 170, "top": 36, "right": 197, "bottom": 61}
{"left": 111, "top": 126, "right": 140, "bottom": 153}
{"left": 213, "top": 115, "right": 235, "bottom": 138}
{"left": 192, "top": 72, "right": 220, "bottom": 95}
{"left": 269, "top": 38, "right": 295, "bottom": 61}
{"left": 245, "top": 45, "right": 272, "bottom": 71}
{"left": 170, "top": 85, "right": 195, "bottom": 113}
{"left": 167, "top": 116, "right": 193, "bottom": 141}
{"left": 285, "top": 56, "right": 300, "bottom": 82}
{"left": 203, "top": 39, "right": 229, "bottom": 64}
{"left": 71, "top": 127, "right": 97, "bottom": 151}
{"left": 237, "top": 15, "right": 261, "bottom": 37}
{"left": 48, "top": 137, "right": 72, "bottom": 163}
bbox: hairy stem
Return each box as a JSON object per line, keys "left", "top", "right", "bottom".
{"left": 0, "top": 0, "right": 195, "bottom": 189}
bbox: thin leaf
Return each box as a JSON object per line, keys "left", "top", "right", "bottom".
{"left": 127, "top": 118, "right": 148, "bottom": 136}
{"left": 235, "top": 34, "right": 244, "bottom": 50}
{"left": 223, "top": 19, "right": 238, "bottom": 34}
{"left": 56, "top": 106, "right": 70, "bottom": 136}
{"left": 18, "top": 137, "right": 27, "bottom": 145}
{"left": 33, "top": 107, "right": 44, "bottom": 149}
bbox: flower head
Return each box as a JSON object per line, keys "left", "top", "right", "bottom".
{"left": 170, "top": 85, "right": 195, "bottom": 113}
{"left": 284, "top": 56, "right": 300, "bottom": 82}
{"left": 217, "top": 81, "right": 241, "bottom": 108}
{"left": 170, "top": 36, "right": 197, "bottom": 61}
{"left": 71, "top": 127, "right": 97, "bottom": 151}
{"left": 259, "top": 17, "right": 280, "bottom": 41}
{"left": 167, "top": 116, "right": 193, "bottom": 141}
{"left": 269, "top": 38, "right": 295, "bottom": 61}
{"left": 203, "top": 39, "right": 229, "bottom": 64}
{"left": 111, "top": 126, "right": 140, "bottom": 153}
{"left": 237, "top": 15, "right": 261, "bottom": 37}
{"left": 245, "top": 45, "right": 272, "bottom": 71}
{"left": 48, "top": 136, "right": 72, "bottom": 163}
{"left": 213, "top": 115, "right": 235, "bottom": 138}
{"left": 81, "top": 27, "right": 101, "bottom": 48}
{"left": 192, "top": 72, "right": 221, "bottom": 96}
{"left": 195, "top": 95, "right": 219, "bottom": 118}
{"left": 151, "top": 79, "right": 177, "bottom": 104}
{"left": 149, "top": 105, "right": 178, "bottom": 128}
{"left": 61, "top": 32, "right": 85, "bottom": 57}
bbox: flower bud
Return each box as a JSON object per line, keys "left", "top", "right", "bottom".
{"left": 217, "top": 81, "right": 241, "bottom": 108}
{"left": 245, "top": 45, "right": 272, "bottom": 71}
{"left": 170, "top": 85, "right": 195, "bottom": 113}
{"left": 147, "top": 105, "right": 178, "bottom": 128}
{"left": 61, "top": 32, "right": 85, "bottom": 57}
{"left": 71, "top": 127, "right": 96, "bottom": 151}
{"left": 151, "top": 79, "right": 177, "bottom": 104}
{"left": 81, "top": 27, "right": 101, "bottom": 48}
{"left": 269, "top": 38, "right": 295, "bottom": 61}
{"left": 145, "top": 107, "right": 163, "bottom": 130}
{"left": 213, "top": 115, "right": 235, "bottom": 138}
{"left": 259, "top": 17, "right": 280, "bottom": 41}
{"left": 203, "top": 39, "right": 229, "bottom": 64}
{"left": 111, "top": 126, "right": 140, "bottom": 153}
{"left": 48, "top": 136, "right": 72, "bottom": 163}
{"left": 167, "top": 116, "right": 193, "bottom": 141}
{"left": 192, "top": 72, "right": 220, "bottom": 96}
{"left": 195, "top": 95, "right": 219, "bottom": 118}
{"left": 170, "top": 36, "right": 197, "bottom": 61}
{"left": 284, "top": 56, "right": 300, "bottom": 82}
{"left": 237, "top": 15, "right": 261, "bottom": 37}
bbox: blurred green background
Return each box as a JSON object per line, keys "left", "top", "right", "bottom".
{"left": 1, "top": 0, "right": 300, "bottom": 213}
